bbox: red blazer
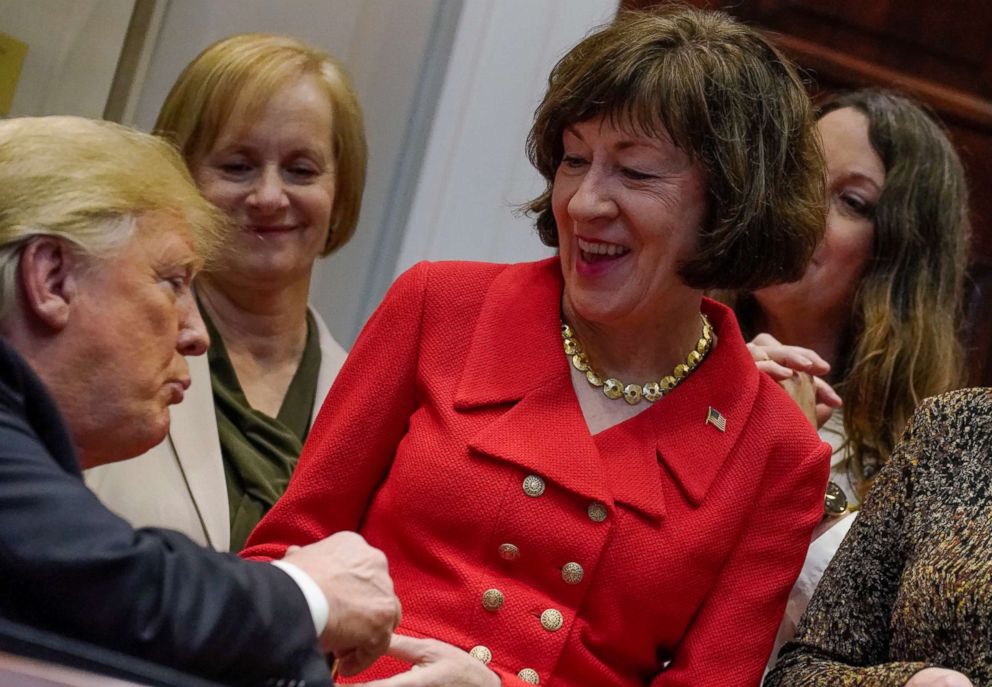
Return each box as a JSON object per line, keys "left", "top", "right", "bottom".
{"left": 244, "top": 259, "right": 830, "bottom": 687}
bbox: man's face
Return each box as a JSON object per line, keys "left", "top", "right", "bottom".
{"left": 59, "top": 212, "right": 208, "bottom": 466}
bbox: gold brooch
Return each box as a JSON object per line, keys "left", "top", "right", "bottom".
{"left": 824, "top": 481, "right": 848, "bottom": 516}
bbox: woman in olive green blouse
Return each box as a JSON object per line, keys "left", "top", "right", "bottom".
{"left": 86, "top": 33, "right": 366, "bottom": 551}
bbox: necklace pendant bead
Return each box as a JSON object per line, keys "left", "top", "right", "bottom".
{"left": 642, "top": 382, "right": 662, "bottom": 402}
{"left": 622, "top": 384, "right": 643, "bottom": 405}
{"left": 559, "top": 313, "right": 712, "bottom": 405}
{"left": 585, "top": 369, "right": 604, "bottom": 387}
{"left": 602, "top": 378, "right": 624, "bottom": 399}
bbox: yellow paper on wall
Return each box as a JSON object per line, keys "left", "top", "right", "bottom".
{"left": 0, "top": 33, "right": 28, "bottom": 116}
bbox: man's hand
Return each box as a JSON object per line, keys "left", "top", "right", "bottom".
{"left": 351, "top": 634, "right": 501, "bottom": 687}
{"left": 283, "top": 531, "right": 401, "bottom": 675}
{"left": 905, "top": 668, "right": 973, "bottom": 687}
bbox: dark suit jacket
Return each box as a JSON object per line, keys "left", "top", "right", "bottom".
{"left": 0, "top": 338, "right": 330, "bottom": 687}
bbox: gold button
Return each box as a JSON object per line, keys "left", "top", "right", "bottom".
{"left": 587, "top": 501, "right": 607, "bottom": 522}
{"left": 540, "top": 608, "right": 564, "bottom": 632}
{"left": 561, "top": 562, "right": 584, "bottom": 584}
{"left": 498, "top": 543, "right": 520, "bottom": 561}
{"left": 517, "top": 668, "right": 540, "bottom": 684}
{"left": 522, "top": 474, "right": 545, "bottom": 497}
{"left": 481, "top": 588, "right": 504, "bottom": 611}
{"left": 469, "top": 645, "right": 492, "bottom": 665}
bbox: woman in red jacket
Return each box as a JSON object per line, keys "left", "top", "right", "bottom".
{"left": 244, "top": 6, "right": 830, "bottom": 685}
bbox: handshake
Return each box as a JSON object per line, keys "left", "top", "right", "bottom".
{"left": 282, "top": 532, "right": 402, "bottom": 677}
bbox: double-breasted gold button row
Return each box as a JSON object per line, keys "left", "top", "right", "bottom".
{"left": 479, "top": 589, "right": 557, "bottom": 625}
{"left": 498, "top": 543, "right": 584, "bottom": 584}
{"left": 471, "top": 476, "right": 603, "bottom": 685}
{"left": 481, "top": 588, "right": 564, "bottom": 632}
{"left": 523, "top": 475, "right": 609, "bottom": 524}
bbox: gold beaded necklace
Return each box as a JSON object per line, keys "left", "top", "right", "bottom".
{"left": 560, "top": 314, "right": 714, "bottom": 405}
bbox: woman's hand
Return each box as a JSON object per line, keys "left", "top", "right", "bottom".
{"left": 904, "top": 668, "right": 974, "bottom": 687}
{"left": 747, "top": 333, "right": 842, "bottom": 428}
{"left": 351, "top": 634, "right": 501, "bottom": 687}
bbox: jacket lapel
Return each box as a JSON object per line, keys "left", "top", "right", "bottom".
{"left": 170, "top": 352, "right": 230, "bottom": 551}
{"left": 594, "top": 300, "right": 759, "bottom": 517}
{"left": 650, "top": 299, "right": 760, "bottom": 506}
{"left": 457, "top": 260, "right": 613, "bottom": 505}
{"left": 310, "top": 307, "right": 347, "bottom": 428}
{"left": 455, "top": 267, "right": 757, "bottom": 520}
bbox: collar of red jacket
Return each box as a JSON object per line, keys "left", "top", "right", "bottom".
{"left": 455, "top": 258, "right": 760, "bottom": 520}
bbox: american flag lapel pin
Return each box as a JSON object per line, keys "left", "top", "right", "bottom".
{"left": 706, "top": 406, "right": 726, "bottom": 432}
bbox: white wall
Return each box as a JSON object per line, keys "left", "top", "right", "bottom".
{"left": 1, "top": 0, "right": 133, "bottom": 118}
{"left": 395, "top": 0, "right": 619, "bottom": 276}
{"left": 2, "top": 0, "right": 620, "bottom": 345}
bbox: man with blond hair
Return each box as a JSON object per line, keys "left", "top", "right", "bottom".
{"left": 0, "top": 116, "right": 399, "bottom": 686}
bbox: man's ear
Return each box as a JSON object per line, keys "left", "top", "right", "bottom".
{"left": 18, "top": 237, "right": 80, "bottom": 331}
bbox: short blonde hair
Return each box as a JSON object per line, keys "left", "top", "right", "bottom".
{"left": 154, "top": 33, "right": 367, "bottom": 255}
{"left": 0, "top": 116, "right": 223, "bottom": 322}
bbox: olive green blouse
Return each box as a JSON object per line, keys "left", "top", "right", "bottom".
{"left": 200, "top": 305, "right": 321, "bottom": 551}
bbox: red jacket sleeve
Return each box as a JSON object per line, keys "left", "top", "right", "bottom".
{"left": 241, "top": 262, "right": 431, "bottom": 560}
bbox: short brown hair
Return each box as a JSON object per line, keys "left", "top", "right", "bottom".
{"left": 154, "top": 33, "right": 366, "bottom": 255}
{"left": 526, "top": 4, "right": 825, "bottom": 290}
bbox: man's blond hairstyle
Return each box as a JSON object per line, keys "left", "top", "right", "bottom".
{"left": 0, "top": 116, "right": 223, "bottom": 322}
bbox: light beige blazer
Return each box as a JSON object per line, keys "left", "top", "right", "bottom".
{"left": 85, "top": 308, "right": 346, "bottom": 552}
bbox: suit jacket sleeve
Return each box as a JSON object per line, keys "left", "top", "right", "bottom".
{"left": 655, "top": 395, "right": 831, "bottom": 686}
{"left": 0, "top": 343, "right": 330, "bottom": 687}
{"left": 242, "top": 262, "right": 431, "bottom": 560}
{"left": 764, "top": 401, "right": 942, "bottom": 687}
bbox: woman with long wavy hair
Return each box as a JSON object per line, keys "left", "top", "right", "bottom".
{"left": 733, "top": 88, "right": 970, "bottom": 661}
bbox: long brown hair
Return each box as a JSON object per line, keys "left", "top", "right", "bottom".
{"left": 827, "top": 90, "right": 968, "bottom": 488}
{"left": 739, "top": 89, "right": 969, "bottom": 491}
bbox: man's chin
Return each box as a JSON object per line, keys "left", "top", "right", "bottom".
{"left": 78, "top": 416, "right": 169, "bottom": 469}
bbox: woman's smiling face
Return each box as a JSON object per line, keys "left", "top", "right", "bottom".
{"left": 190, "top": 74, "right": 336, "bottom": 291}
{"left": 552, "top": 116, "right": 708, "bottom": 329}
